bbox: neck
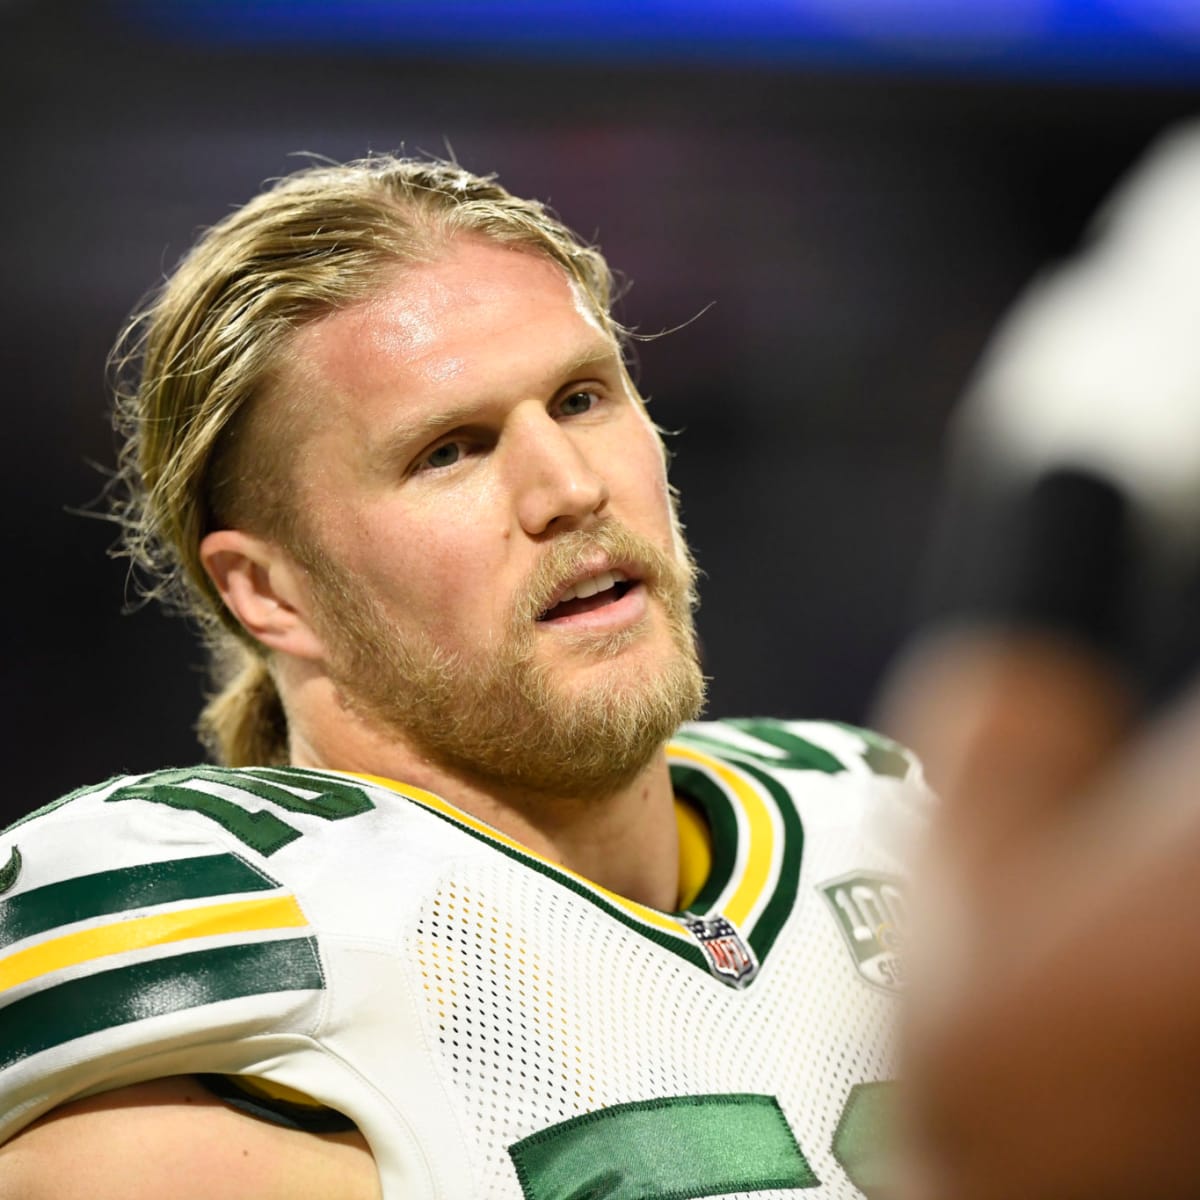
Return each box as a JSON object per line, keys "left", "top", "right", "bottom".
{"left": 284, "top": 672, "right": 682, "bottom": 911}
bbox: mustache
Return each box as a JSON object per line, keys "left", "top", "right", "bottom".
{"left": 513, "top": 521, "right": 691, "bottom": 627}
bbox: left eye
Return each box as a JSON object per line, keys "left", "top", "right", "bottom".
{"left": 420, "top": 443, "right": 462, "bottom": 471}
{"left": 557, "top": 391, "right": 597, "bottom": 417}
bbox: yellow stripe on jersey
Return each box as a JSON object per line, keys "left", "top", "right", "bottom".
{"left": 0, "top": 895, "right": 308, "bottom": 993}
{"left": 674, "top": 796, "right": 713, "bottom": 912}
{"left": 351, "top": 773, "right": 690, "bottom": 937}
{"left": 666, "top": 744, "right": 777, "bottom": 928}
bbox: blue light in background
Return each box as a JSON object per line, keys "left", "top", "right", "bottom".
{"left": 115, "top": 0, "right": 1200, "bottom": 82}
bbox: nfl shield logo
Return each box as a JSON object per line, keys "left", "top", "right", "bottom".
{"left": 819, "top": 871, "right": 906, "bottom": 993}
{"left": 682, "top": 914, "right": 759, "bottom": 988}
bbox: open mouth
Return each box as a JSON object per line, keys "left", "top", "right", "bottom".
{"left": 538, "top": 569, "right": 638, "bottom": 622}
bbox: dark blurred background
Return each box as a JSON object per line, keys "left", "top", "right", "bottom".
{"left": 5, "top": 0, "right": 1200, "bottom": 824}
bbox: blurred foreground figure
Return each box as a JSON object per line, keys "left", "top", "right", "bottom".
{"left": 0, "top": 157, "right": 925, "bottom": 1199}
{"left": 877, "top": 122, "right": 1200, "bottom": 1198}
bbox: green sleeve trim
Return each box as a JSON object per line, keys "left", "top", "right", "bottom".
{"left": 0, "top": 853, "right": 277, "bottom": 951}
{"left": 0, "top": 937, "right": 323, "bottom": 1071}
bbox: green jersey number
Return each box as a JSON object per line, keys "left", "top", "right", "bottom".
{"left": 510, "top": 1081, "right": 892, "bottom": 1200}
{"left": 105, "top": 766, "right": 375, "bottom": 856}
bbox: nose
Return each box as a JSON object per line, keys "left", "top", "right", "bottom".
{"left": 510, "top": 406, "right": 609, "bottom": 536}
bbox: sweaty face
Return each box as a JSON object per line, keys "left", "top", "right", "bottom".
{"left": 285, "top": 238, "right": 705, "bottom": 798}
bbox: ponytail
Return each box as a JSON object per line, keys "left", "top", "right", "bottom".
{"left": 198, "top": 636, "right": 289, "bottom": 767}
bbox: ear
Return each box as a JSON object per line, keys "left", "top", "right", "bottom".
{"left": 199, "top": 529, "right": 328, "bottom": 662}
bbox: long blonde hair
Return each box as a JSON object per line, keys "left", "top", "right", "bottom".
{"left": 108, "top": 156, "right": 622, "bottom": 766}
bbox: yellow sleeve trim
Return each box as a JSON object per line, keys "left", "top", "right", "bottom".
{"left": 0, "top": 895, "right": 308, "bottom": 992}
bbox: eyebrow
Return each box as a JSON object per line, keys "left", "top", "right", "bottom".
{"left": 367, "top": 343, "right": 622, "bottom": 468}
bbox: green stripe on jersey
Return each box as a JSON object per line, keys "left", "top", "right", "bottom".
{"left": 669, "top": 766, "right": 739, "bottom": 914}
{"left": 509, "top": 1093, "right": 817, "bottom": 1200}
{"left": 0, "top": 936, "right": 323, "bottom": 1071}
{"left": 0, "top": 854, "right": 278, "bottom": 952}
{"left": 736, "top": 760, "right": 805, "bottom": 962}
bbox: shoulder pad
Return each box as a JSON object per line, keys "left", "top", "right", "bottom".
{"left": 675, "top": 718, "right": 924, "bottom": 783}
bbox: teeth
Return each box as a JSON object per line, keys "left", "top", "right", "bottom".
{"left": 557, "top": 569, "right": 627, "bottom": 605}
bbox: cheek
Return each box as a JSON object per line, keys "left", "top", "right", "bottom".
{"left": 300, "top": 472, "right": 513, "bottom": 642}
{"left": 350, "top": 508, "right": 513, "bottom": 636}
{"left": 610, "top": 434, "right": 676, "bottom": 538}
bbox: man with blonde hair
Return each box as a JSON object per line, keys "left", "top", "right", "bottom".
{"left": 0, "top": 156, "right": 923, "bottom": 1199}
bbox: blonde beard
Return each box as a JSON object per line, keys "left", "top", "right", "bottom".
{"left": 298, "top": 521, "right": 706, "bottom": 800}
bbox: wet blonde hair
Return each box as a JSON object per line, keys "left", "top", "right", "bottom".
{"left": 109, "top": 155, "right": 623, "bottom": 766}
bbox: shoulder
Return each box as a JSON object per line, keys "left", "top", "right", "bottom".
{"left": 0, "top": 764, "right": 387, "bottom": 981}
{"left": 0, "top": 765, "right": 396, "bottom": 1150}
{"left": 0, "top": 1075, "right": 380, "bottom": 1200}
{"left": 671, "top": 718, "right": 932, "bottom": 865}
{"left": 0, "top": 759, "right": 394, "bottom": 877}
{"left": 671, "top": 717, "right": 928, "bottom": 785}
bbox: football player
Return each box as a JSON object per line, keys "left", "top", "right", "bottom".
{"left": 0, "top": 157, "right": 926, "bottom": 1199}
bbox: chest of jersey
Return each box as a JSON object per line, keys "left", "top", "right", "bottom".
{"left": 0, "top": 720, "right": 918, "bottom": 1199}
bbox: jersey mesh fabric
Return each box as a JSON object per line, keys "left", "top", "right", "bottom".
{"left": 410, "top": 836, "right": 894, "bottom": 1199}
{"left": 0, "top": 722, "right": 915, "bottom": 1199}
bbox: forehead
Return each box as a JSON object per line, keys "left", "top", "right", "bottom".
{"left": 286, "top": 238, "right": 616, "bottom": 423}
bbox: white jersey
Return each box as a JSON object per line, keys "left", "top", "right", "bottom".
{"left": 0, "top": 719, "right": 925, "bottom": 1199}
